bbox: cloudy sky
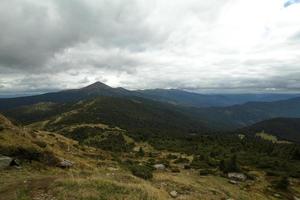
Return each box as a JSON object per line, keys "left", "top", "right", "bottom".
{"left": 0, "top": 0, "right": 300, "bottom": 95}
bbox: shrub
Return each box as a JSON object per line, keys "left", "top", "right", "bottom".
{"left": 33, "top": 140, "right": 47, "bottom": 148}
{"left": 191, "top": 156, "right": 210, "bottom": 169}
{"left": 0, "top": 124, "right": 4, "bottom": 131}
{"left": 184, "top": 165, "right": 191, "bottom": 169}
{"left": 170, "top": 166, "right": 180, "bottom": 173}
{"left": 174, "top": 157, "right": 189, "bottom": 164}
{"left": 219, "top": 155, "right": 240, "bottom": 173}
{"left": 274, "top": 176, "right": 290, "bottom": 190}
{"left": 166, "top": 154, "right": 178, "bottom": 160}
{"left": 129, "top": 164, "right": 153, "bottom": 180}
{"left": 199, "top": 169, "right": 215, "bottom": 176}
{"left": 84, "top": 133, "right": 134, "bottom": 152}
{"left": 136, "top": 147, "right": 145, "bottom": 157}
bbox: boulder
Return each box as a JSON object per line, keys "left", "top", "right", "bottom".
{"left": 228, "top": 172, "right": 247, "bottom": 182}
{"left": 274, "top": 193, "right": 281, "bottom": 198}
{"left": 153, "top": 164, "right": 166, "bottom": 170}
{"left": 228, "top": 180, "right": 238, "bottom": 185}
{"left": 0, "top": 155, "right": 19, "bottom": 169}
{"left": 0, "top": 155, "right": 13, "bottom": 169}
{"left": 57, "top": 159, "right": 73, "bottom": 168}
{"left": 169, "top": 190, "right": 178, "bottom": 198}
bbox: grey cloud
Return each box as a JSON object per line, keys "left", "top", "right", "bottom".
{"left": 0, "top": 0, "right": 161, "bottom": 71}
{"left": 0, "top": 0, "right": 300, "bottom": 94}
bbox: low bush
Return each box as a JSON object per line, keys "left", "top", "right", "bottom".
{"left": 33, "top": 140, "right": 47, "bottom": 148}
{"left": 170, "top": 166, "right": 180, "bottom": 173}
{"left": 166, "top": 154, "right": 178, "bottom": 160}
{"left": 174, "top": 157, "right": 189, "bottom": 164}
{"left": 129, "top": 164, "right": 154, "bottom": 180}
{"left": 199, "top": 169, "right": 215, "bottom": 176}
{"left": 0, "top": 124, "right": 4, "bottom": 131}
{"left": 273, "top": 176, "right": 290, "bottom": 190}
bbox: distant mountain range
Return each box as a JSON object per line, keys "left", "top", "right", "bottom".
{"left": 2, "top": 82, "right": 300, "bottom": 136}
{"left": 137, "top": 89, "right": 300, "bottom": 108}
{"left": 191, "top": 97, "right": 300, "bottom": 130}
{"left": 0, "top": 81, "right": 299, "bottom": 110}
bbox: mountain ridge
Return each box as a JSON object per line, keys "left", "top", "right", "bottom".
{"left": 1, "top": 81, "right": 300, "bottom": 110}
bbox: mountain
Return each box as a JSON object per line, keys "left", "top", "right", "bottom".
{"left": 240, "top": 118, "right": 300, "bottom": 143}
{"left": 1, "top": 82, "right": 299, "bottom": 111}
{"left": 0, "top": 82, "right": 134, "bottom": 110}
{"left": 137, "top": 89, "right": 300, "bottom": 107}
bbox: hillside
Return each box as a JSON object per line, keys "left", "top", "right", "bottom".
{"left": 5, "top": 96, "right": 210, "bottom": 138}
{"left": 1, "top": 113, "right": 300, "bottom": 200}
{"left": 4, "top": 93, "right": 300, "bottom": 135}
{"left": 241, "top": 118, "right": 300, "bottom": 143}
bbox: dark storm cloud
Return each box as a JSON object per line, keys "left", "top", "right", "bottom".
{"left": 0, "top": 0, "right": 159, "bottom": 71}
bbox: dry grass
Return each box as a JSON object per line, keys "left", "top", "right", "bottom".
{"left": 1, "top": 114, "right": 300, "bottom": 200}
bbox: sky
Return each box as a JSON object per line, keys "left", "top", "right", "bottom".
{"left": 0, "top": 0, "right": 300, "bottom": 95}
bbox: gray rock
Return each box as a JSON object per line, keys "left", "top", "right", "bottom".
{"left": 0, "top": 155, "right": 13, "bottom": 169}
{"left": 169, "top": 190, "right": 178, "bottom": 198}
{"left": 228, "top": 173, "right": 247, "bottom": 182}
{"left": 228, "top": 180, "right": 238, "bottom": 185}
{"left": 153, "top": 164, "right": 166, "bottom": 170}
{"left": 57, "top": 159, "right": 73, "bottom": 168}
{"left": 274, "top": 193, "right": 281, "bottom": 198}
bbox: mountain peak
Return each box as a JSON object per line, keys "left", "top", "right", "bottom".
{"left": 81, "top": 81, "right": 112, "bottom": 91}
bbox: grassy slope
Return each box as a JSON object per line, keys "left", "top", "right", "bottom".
{"left": 1, "top": 114, "right": 300, "bottom": 200}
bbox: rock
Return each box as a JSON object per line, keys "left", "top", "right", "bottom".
{"left": 0, "top": 155, "right": 13, "bottom": 169}
{"left": 170, "top": 190, "right": 178, "bottom": 198}
{"left": 274, "top": 193, "right": 281, "bottom": 198}
{"left": 57, "top": 159, "right": 73, "bottom": 168}
{"left": 228, "top": 173, "right": 247, "bottom": 182}
{"left": 0, "top": 155, "right": 19, "bottom": 169}
{"left": 294, "top": 196, "right": 300, "bottom": 200}
{"left": 153, "top": 164, "right": 166, "bottom": 170}
{"left": 228, "top": 180, "right": 238, "bottom": 185}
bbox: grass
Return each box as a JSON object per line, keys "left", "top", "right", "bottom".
{"left": 51, "top": 178, "right": 158, "bottom": 200}
{"left": 256, "top": 132, "right": 291, "bottom": 144}
{"left": 1, "top": 114, "right": 300, "bottom": 200}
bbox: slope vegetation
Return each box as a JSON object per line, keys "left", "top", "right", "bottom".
{"left": 241, "top": 118, "right": 300, "bottom": 143}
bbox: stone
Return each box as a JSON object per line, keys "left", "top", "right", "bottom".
{"left": 153, "top": 164, "right": 166, "bottom": 170}
{"left": 0, "top": 155, "right": 19, "bottom": 169}
{"left": 170, "top": 190, "right": 178, "bottom": 198}
{"left": 228, "top": 173, "right": 247, "bottom": 182}
{"left": 228, "top": 180, "right": 238, "bottom": 185}
{"left": 0, "top": 155, "right": 13, "bottom": 169}
{"left": 57, "top": 159, "right": 73, "bottom": 168}
{"left": 274, "top": 193, "right": 281, "bottom": 198}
